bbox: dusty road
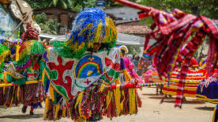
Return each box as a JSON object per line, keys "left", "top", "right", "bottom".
{"left": 0, "top": 87, "right": 215, "bottom": 122}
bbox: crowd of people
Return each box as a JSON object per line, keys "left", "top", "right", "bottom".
{"left": 131, "top": 55, "right": 152, "bottom": 76}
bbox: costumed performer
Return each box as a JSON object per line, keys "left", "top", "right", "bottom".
{"left": 162, "top": 58, "right": 207, "bottom": 99}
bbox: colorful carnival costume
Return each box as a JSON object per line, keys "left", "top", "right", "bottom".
{"left": 1, "top": 40, "right": 45, "bottom": 115}
{"left": 17, "top": 40, "right": 45, "bottom": 115}
{"left": 162, "top": 58, "right": 207, "bottom": 97}
{"left": 119, "top": 45, "right": 142, "bottom": 83}
{"left": 196, "top": 69, "right": 218, "bottom": 122}
{"left": 196, "top": 69, "right": 218, "bottom": 103}
{"left": 0, "top": 44, "right": 11, "bottom": 105}
{"left": 143, "top": 64, "right": 164, "bottom": 94}
{"left": 41, "top": 8, "right": 141, "bottom": 121}
{"left": 113, "top": 0, "right": 218, "bottom": 107}
{"left": 0, "top": 44, "right": 10, "bottom": 81}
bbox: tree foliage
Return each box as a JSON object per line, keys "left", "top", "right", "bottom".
{"left": 26, "top": 0, "right": 97, "bottom": 11}
{"left": 34, "top": 13, "right": 60, "bottom": 35}
{"left": 138, "top": 0, "right": 218, "bottom": 19}
{"left": 126, "top": 45, "right": 141, "bottom": 55}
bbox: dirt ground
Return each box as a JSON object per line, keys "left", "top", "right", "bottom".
{"left": 0, "top": 87, "right": 215, "bottom": 122}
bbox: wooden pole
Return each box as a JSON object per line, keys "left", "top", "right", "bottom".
{"left": 114, "top": 0, "right": 153, "bottom": 12}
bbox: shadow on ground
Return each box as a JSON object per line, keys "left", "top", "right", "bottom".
{"left": 0, "top": 114, "right": 43, "bottom": 119}
{"left": 195, "top": 106, "right": 214, "bottom": 111}
{"left": 142, "top": 93, "right": 163, "bottom": 96}
{"left": 148, "top": 96, "right": 176, "bottom": 100}
{"left": 163, "top": 99, "right": 205, "bottom": 104}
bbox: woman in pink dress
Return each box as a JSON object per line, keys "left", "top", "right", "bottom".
{"left": 120, "top": 45, "right": 143, "bottom": 83}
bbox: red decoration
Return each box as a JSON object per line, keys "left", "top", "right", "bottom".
{"left": 84, "top": 79, "right": 91, "bottom": 85}
{"left": 47, "top": 56, "right": 74, "bottom": 99}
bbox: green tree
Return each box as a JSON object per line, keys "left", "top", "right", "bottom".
{"left": 126, "top": 45, "right": 141, "bottom": 55}
{"left": 139, "top": 0, "right": 218, "bottom": 19}
{"left": 26, "top": 0, "right": 97, "bottom": 11}
{"left": 73, "top": 0, "right": 97, "bottom": 10}
{"left": 34, "top": 13, "right": 60, "bottom": 35}
{"left": 26, "top": 0, "right": 73, "bottom": 9}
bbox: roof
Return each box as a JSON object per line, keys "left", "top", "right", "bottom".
{"left": 116, "top": 21, "right": 151, "bottom": 35}
{"left": 105, "top": 6, "right": 140, "bottom": 24}
{"left": 117, "top": 33, "right": 155, "bottom": 46}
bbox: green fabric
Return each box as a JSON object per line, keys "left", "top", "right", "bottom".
{"left": 17, "top": 40, "right": 45, "bottom": 67}
{"left": 0, "top": 73, "right": 3, "bottom": 80}
{"left": 5, "top": 73, "right": 26, "bottom": 85}
{"left": 0, "top": 44, "right": 9, "bottom": 56}
{"left": 101, "top": 69, "right": 120, "bottom": 84}
{"left": 52, "top": 41, "right": 86, "bottom": 59}
{"left": 52, "top": 40, "right": 116, "bottom": 59}
{"left": 0, "top": 62, "right": 4, "bottom": 72}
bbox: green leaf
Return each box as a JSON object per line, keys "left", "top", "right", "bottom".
{"left": 53, "top": 0, "right": 58, "bottom": 6}
{"left": 61, "top": 0, "right": 68, "bottom": 9}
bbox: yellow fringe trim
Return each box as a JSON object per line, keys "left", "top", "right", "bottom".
{"left": 212, "top": 106, "right": 217, "bottom": 122}
{"left": 75, "top": 118, "right": 85, "bottom": 122}
{"left": 55, "top": 103, "right": 60, "bottom": 120}
{"left": 99, "top": 83, "right": 106, "bottom": 92}
{"left": 17, "top": 86, "right": 20, "bottom": 101}
{"left": 106, "top": 91, "right": 113, "bottom": 109}
{"left": 62, "top": 107, "right": 66, "bottom": 117}
{"left": 120, "top": 90, "right": 125, "bottom": 112}
{"left": 0, "top": 80, "right": 39, "bottom": 87}
{"left": 129, "top": 88, "right": 136, "bottom": 115}
{"left": 123, "top": 70, "right": 132, "bottom": 83}
{"left": 75, "top": 91, "right": 84, "bottom": 117}
{"left": 114, "top": 85, "right": 121, "bottom": 115}
{"left": 162, "top": 90, "right": 196, "bottom": 97}
{"left": 49, "top": 86, "right": 55, "bottom": 102}
{"left": 196, "top": 94, "right": 218, "bottom": 104}
{"left": 43, "top": 97, "right": 49, "bottom": 119}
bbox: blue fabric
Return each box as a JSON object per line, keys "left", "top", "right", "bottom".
{"left": 120, "top": 58, "right": 125, "bottom": 70}
{"left": 143, "top": 54, "right": 152, "bottom": 60}
{"left": 10, "top": 46, "right": 16, "bottom": 55}
{"left": 197, "top": 77, "right": 218, "bottom": 100}
{"left": 45, "top": 78, "right": 50, "bottom": 93}
{"left": 68, "top": 8, "right": 107, "bottom": 45}
{"left": 30, "top": 102, "right": 42, "bottom": 109}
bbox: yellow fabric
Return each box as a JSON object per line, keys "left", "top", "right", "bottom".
{"left": 196, "top": 94, "right": 218, "bottom": 104}
{"left": 75, "top": 91, "right": 84, "bottom": 117}
{"left": 44, "top": 97, "right": 49, "bottom": 119}
{"left": 212, "top": 107, "right": 217, "bottom": 122}
{"left": 129, "top": 88, "right": 136, "bottom": 115}
{"left": 62, "top": 107, "right": 66, "bottom": 117}
{"left": 0, "top": 50, "right": 10, "bottom": 63}
{"left": 163, "top": 89, "right": 196, "bottom": 97}
{"left": 99, "top": 83, "right": 106, "bottom": 92}
{"left": 55, "top": 103, "right": 60, "bottom": 120}
{"left": 15, "top": 44, "right": 20, "bottom": 61}
{"left": 17, "top": 86, "right": 20, "bottom": 101}
{"left": 94, "top": 22, "right": 103, "bottom": 43}
{"left": 114, "top": 85, "right": 121, "bottom": 115}
{"left": 123, "top": 70, "right": 132, "bottom": 83}
{"left": 49, "top": 86, "right": 55, "bottom": 102}
{"left": 120, "top": 90, "right": 125, "bottom": 112}
{"left": 75, "top": 118, "right": 85, "bottom": 122}
{"left": 115, "top": 79, "right": 121, "bottom": 85}
{"left": 106, "top": 91, "right": 113, "bottom": 109}
{"left": 0, "top": 80, "right": 38, "bottom": 87}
